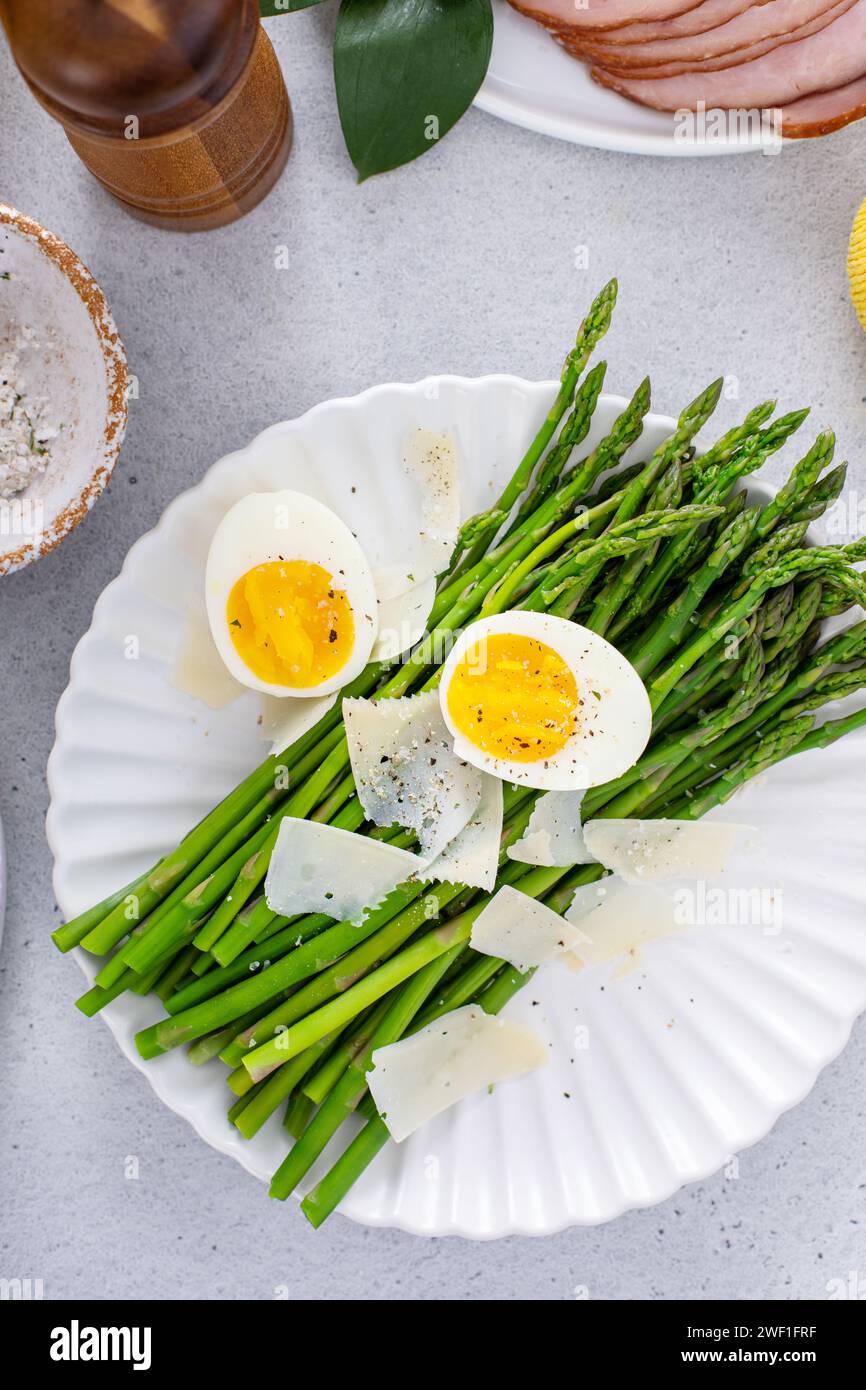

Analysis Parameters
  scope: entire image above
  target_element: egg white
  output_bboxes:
[438,611,652,791]
[205,489,379,698]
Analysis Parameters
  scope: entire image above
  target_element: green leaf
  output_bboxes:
[259,0,328,15]
[334,0,493,181]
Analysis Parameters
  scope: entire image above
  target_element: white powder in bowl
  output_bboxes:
[0,323,59,501]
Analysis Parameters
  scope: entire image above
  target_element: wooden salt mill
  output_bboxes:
[0,0,292,232]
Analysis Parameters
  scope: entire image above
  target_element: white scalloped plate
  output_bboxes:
[47,378,866,1237]
[476,2,766,156]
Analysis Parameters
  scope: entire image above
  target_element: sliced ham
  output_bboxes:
[553,0,770,43]
[508,0,706,33]
[780,71,866,132]
[568,0,857,76]
[591,0,866,107]
[568,0,851,64]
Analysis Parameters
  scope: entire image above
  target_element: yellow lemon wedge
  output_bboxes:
[849,196,866,333]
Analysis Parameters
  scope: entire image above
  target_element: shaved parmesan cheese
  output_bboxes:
[264,818,424,924]
[506,790,595,868]
[469,884,589,973]
[343,690,482,860]
[369,431,460,601]
[371,562,425,604]
[564,877,680,977]
[259,691,338,755]
[424,773,503,891]
[583,818,751,883]
[565,879,610,923]
[403,428,460,577]
[368,1004,547,1143]
[372,573,435,662]
[171,609,245,710]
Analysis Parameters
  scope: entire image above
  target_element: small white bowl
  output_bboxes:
[0,205,128,576]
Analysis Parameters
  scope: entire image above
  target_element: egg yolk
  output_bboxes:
[446,632,579,763]
[226,559,355,688]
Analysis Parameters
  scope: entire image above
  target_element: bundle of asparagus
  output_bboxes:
[52,281,866,1227]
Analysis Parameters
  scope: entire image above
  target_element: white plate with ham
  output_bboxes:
[476,0,866,155]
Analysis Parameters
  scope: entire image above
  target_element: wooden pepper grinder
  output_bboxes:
[0,0,292,231]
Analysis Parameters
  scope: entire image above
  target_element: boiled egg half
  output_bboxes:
[439,611,651,790]
[206,490,379,698]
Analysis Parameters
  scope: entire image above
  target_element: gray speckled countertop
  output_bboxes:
[2,13,866,1302]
